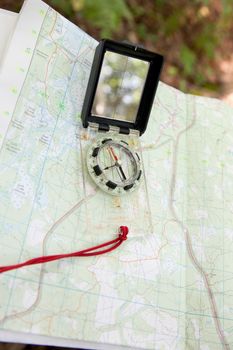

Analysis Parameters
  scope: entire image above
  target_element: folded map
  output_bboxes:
[0,1,233,349]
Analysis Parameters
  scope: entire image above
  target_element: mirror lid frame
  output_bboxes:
[81,39,164,136]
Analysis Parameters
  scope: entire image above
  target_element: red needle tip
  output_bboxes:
[109,146,118,161]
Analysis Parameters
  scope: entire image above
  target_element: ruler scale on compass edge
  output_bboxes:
[0,0,233,349]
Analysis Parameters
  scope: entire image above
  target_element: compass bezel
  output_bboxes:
[86,137,142,196]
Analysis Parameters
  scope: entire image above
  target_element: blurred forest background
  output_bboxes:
[0,0,233,105]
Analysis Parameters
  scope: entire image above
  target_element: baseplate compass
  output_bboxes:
[87,137,142,196]
[81,39,163,196]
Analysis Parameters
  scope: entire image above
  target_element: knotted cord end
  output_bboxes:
[119,226,129,241]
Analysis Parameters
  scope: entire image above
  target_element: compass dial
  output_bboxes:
[86,137,142,196]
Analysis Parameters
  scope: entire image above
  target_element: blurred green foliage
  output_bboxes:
[2,0,233,96]
[81,0,132,37]
[48,0,233,95]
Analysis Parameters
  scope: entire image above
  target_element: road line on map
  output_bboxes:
[49,10,57,40]
[168,98,230,349]
[0,190,97,325]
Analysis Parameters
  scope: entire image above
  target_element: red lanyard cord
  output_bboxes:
[0,226,128,274]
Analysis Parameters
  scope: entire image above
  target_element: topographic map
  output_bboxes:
[0,0,233,349]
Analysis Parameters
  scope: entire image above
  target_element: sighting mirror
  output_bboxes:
[81,39,164,135]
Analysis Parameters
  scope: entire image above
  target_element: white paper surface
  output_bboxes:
[0,9,18,67]
[0,0,47,147]
[0,329,134,350]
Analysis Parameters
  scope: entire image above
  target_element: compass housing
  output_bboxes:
[81,39,164,136]
[86,137,142,196]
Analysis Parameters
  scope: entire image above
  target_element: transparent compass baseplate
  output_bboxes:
[79,126,153,235]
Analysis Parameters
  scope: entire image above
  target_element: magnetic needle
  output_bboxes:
[86,137,142,196]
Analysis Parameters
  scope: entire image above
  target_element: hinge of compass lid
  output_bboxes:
[88,122,99,132]
[88,122,140,137]
[129,128,140,137]
[88,121,109,132]
[109,125,120,133]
